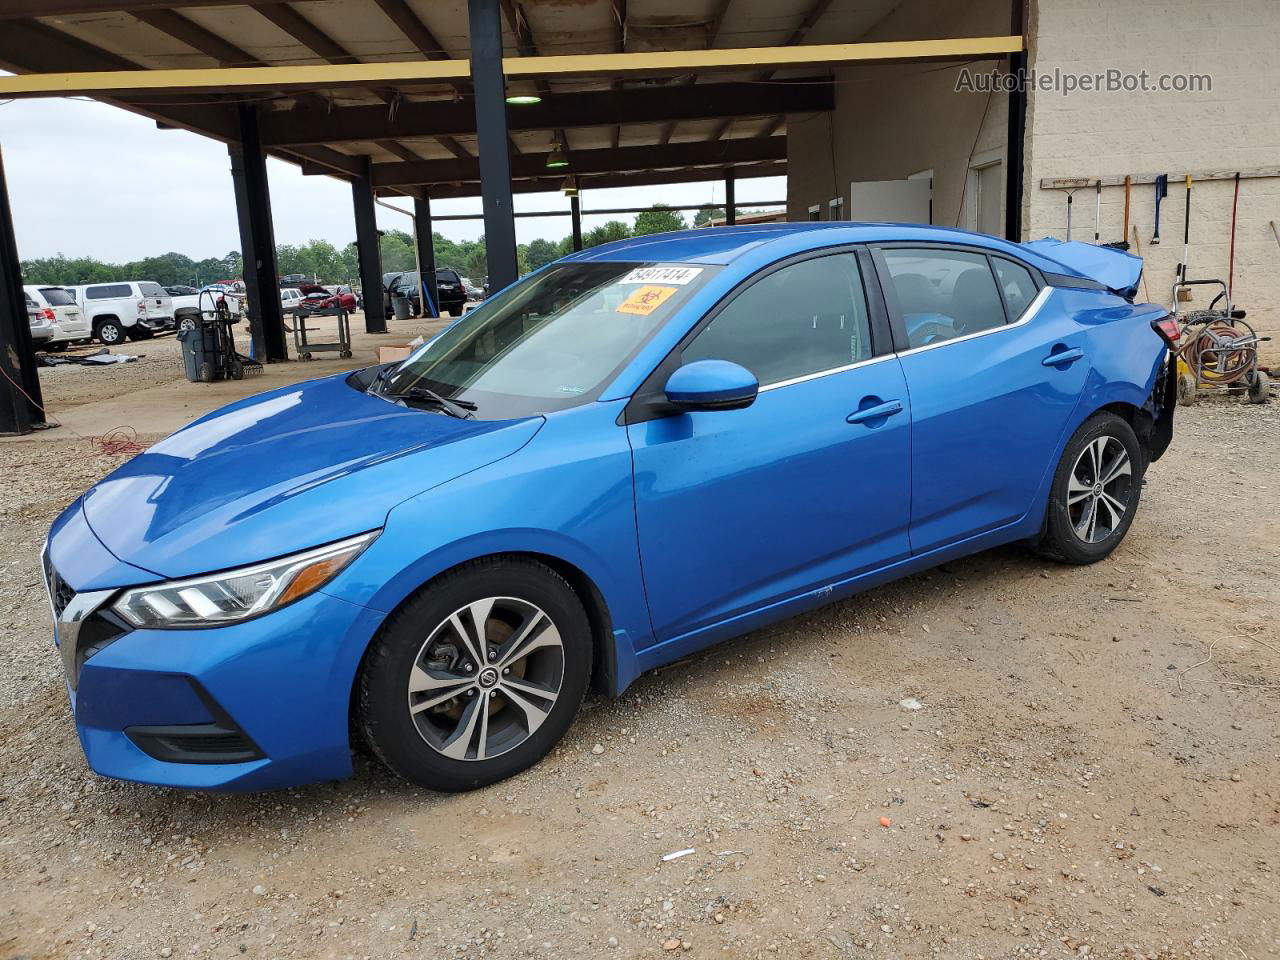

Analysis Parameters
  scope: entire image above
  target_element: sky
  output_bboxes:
[1,96,786,263]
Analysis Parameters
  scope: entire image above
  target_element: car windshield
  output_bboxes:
[381,261,717,419]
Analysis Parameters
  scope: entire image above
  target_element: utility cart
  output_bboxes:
[290,305,353,361]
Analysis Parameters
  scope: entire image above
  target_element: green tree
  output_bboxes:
[633,205,686,236]
[379,232,416,273]
[583,220,631,248]
[523,237,560,271]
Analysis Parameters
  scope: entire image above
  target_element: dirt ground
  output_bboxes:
[1,345,1277,960]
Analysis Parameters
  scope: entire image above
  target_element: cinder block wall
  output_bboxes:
[1026,0,1280,355]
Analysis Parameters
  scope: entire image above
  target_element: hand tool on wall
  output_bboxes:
[1151,174,1168,244]
[1177,175,1193,288]
[1093,180,1102,243]
[1228,172,1241,298]
[1131,226,1150,302]
[1121,175,1132,248]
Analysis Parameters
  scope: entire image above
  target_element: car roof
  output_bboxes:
[560,222,1077,276]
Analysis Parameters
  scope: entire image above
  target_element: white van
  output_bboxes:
[67,281,175,345]
[23,285,91,350]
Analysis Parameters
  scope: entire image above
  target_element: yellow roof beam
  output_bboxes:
[0,36,1022,98]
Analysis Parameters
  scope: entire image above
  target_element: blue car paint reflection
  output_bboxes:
[43,223,1170,792]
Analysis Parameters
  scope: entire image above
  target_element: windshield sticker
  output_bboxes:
[618,266,703,285]
[616,285,679,316]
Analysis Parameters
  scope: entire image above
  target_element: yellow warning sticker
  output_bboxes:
[617,285,678,316]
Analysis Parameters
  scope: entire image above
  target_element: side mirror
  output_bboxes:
[664,359,759,412]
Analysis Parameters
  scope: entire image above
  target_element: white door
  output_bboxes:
[974,162,1004,236]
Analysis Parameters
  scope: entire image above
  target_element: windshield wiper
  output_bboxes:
[382,384,476,420]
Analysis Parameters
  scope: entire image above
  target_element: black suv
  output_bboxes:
[383,269,467,318]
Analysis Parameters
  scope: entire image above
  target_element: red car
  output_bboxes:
[297,284,358,314]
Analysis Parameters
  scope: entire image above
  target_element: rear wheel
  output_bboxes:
[1035,412,1143,565]
[128,325,153,341]
[358,558,592,792]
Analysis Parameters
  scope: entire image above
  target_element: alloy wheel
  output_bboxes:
[1067,436,1133,544]
[406,597,564,761]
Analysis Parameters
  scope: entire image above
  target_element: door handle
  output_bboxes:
[1042,346,1084,367]
[846,399,904,425]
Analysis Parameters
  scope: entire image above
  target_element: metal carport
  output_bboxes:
[0,0,1023,434]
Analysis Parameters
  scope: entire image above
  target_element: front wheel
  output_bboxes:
[357,558,592,792]
[1035,412,1144,565]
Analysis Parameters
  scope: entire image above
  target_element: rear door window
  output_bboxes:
[880,249,1007,349]
[86,284,133,299]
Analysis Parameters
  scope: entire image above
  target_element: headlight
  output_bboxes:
[112,531,378,629]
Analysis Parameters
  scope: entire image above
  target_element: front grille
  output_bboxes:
[127,722,264,765]
[45,558,75,619]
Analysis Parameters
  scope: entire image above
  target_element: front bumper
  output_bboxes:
[46,506,386,792]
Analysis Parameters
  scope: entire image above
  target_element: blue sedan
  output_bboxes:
[43,224,1177,793]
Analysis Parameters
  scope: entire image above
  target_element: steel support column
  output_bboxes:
[725,169,736,226]
[228,104,287,362]
[352,157,387,333]
[0,146,42,435]
[413,196,439,318]
[1004,0,1027,242]
[570,194,583,251]
[468,0,518,290]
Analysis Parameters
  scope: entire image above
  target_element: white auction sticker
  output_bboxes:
[618,266,703,285]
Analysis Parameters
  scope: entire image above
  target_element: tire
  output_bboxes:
[128,325,153,342]
[357,557,592,792]
[1176,372,1197,406]
[1247,370,1270,404]
[95,318,123,346]
[46,341,68,353]
[177,315,198,334]
[1035,412,1144,565]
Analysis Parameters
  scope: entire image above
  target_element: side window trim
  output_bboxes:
[622,244,889,425]
[869,242,1046,354]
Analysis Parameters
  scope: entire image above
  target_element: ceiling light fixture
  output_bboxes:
[545,144,569,169]
[505,93,542,105]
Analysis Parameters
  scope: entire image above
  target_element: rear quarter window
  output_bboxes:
[992,258,1039,320]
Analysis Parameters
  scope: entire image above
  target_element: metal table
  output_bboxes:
[290,306,352,360]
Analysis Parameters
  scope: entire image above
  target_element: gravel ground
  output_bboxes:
[1,391,1277,960]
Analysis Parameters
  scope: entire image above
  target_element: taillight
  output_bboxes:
[42,307,55,322]
[1152,316,1181,346]
[137,300,148,316]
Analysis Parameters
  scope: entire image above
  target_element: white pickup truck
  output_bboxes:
[169,285,245,331]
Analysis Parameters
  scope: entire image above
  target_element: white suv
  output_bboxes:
[67,281,175,345]
[23,285,91,350]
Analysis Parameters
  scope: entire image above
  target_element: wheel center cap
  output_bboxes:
[478,667,499,688]
[1093,482,1103,496]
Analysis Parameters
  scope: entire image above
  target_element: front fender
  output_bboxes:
[321,399,653,690]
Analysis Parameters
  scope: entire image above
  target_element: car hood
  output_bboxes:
[1024,237,1144,300]
[82,374,543,578]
